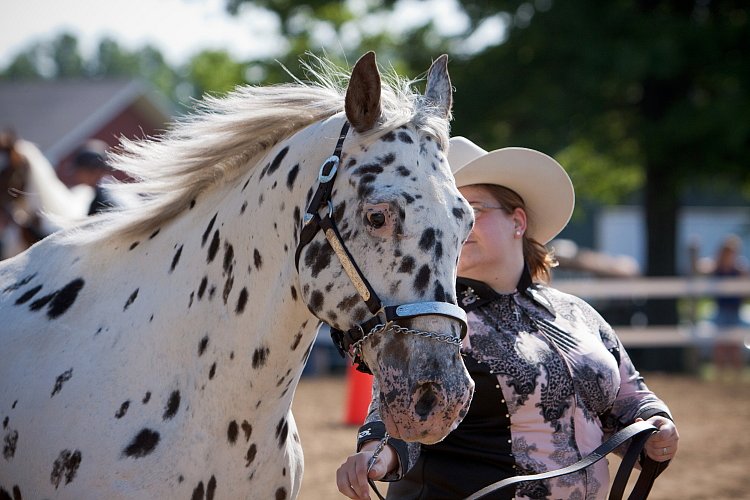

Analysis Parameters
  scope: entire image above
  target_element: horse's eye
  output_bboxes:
[367,211,386,229]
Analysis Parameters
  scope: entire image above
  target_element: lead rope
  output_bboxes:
[366,433,389,500]
[464,420,659,500]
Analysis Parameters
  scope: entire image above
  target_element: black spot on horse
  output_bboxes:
[124,288,139,311]
[209,362,216,380]
[3,273,36,293]
[198,276,208,299]
[222,275,234,305]
[418,228,436,252]
[434,241,443,260]
[129,241,140,251]
[267,146,289,177]
[198,335,208,356]
[115,400,130,419]
[241,420,252,441]
[227,420,239,444]
[290,285,298,301]
[381,131,396,142]
[434,281,446,302]
[291,332,303,350]
[357,182,374,199]
[293,206,301,229]
[14,284,42,305]
[252,347,270,369]
[304,241,333,279]
[223,243,234,275]
[253,249,263,270]
[29,279,85,319]
[0,486,22,500]
[202,213,217,247]
[452,206,465,219]
[336,294,359,312]
[398,256,415,274]
[397,166,411,177]
[275,418,289,448]
[242,177,251,192]
[245,443,257,466]
[170,244,183,273]
[190,199,196,209]
[397,131,413,143]
[191,481,204,500]
[413,265,431,292]
[353,163,383,177]
[401,192,415,204]
[206,475,217,500]
[276,487,288,499]
[240,200,248,214]
[3,430,18,459]
[50,449,82,488]
[51,368,73,397]
[122,428,160,458]
[309,290,324,313]
[163,390,181,420]
[149,229,161,239]
[236,288,248,314]
[207,230,220,263]
[143,392,151,404]
[286,163,300,190]
[2,417,7,429]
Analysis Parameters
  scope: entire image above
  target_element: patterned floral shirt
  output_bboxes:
[357,276,672,500]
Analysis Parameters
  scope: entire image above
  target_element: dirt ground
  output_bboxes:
[293,371,750,500]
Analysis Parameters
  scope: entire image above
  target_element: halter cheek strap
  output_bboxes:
[294,120,467,374]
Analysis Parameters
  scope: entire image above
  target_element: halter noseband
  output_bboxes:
[294,121,467,374]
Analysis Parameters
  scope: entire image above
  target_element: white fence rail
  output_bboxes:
[553,277,750,348]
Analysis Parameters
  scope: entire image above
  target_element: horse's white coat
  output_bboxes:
[0,55,473,499]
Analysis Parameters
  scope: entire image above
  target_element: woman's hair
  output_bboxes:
[480,184,558,283]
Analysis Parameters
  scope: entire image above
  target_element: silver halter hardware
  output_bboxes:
[294,120,468,374]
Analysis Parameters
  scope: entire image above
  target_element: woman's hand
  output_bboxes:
[336,440,397,499]
[637,415,679,462]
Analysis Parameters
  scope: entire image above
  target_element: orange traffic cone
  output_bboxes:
[344,361,373,425]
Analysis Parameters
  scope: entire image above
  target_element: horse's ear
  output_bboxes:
[345,52,382,133]
[424,54,452,119]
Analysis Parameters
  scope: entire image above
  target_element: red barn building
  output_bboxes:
[0,79,172,184]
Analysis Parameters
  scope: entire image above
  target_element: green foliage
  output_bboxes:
[187,50,248,96]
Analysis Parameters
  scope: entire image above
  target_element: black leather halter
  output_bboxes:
[294,120,468,373]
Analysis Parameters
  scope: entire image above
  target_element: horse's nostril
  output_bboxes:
[415,385,438,418]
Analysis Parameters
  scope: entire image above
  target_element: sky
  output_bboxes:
[0,0,506,69]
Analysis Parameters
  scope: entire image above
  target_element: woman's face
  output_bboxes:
[457,185,526,281]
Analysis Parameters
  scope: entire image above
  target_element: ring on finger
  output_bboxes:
[662,447,668,455]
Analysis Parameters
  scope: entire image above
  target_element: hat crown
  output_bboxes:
[447,136,488,174]
[447,136,575,244]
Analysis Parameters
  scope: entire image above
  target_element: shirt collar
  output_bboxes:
[456,265,555,315]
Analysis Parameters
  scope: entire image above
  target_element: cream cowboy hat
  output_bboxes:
[448,136,575,244]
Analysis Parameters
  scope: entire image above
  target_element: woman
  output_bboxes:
[336,137,679,499]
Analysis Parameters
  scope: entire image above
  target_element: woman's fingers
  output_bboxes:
[336,452,372,499]
[641,416,680,462]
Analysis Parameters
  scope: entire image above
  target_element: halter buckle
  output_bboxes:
[319,155,339,183]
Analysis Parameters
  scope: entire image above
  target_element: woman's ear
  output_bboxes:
[512,208,527,236]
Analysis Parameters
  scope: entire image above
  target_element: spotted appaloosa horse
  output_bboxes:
[0,132,93,258]
[0,53,474,498]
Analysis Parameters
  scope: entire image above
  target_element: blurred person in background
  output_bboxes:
[710,234,748,379]
[337,137,679,500]
[71,139,117,215]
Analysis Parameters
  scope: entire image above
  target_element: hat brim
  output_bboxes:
[450,142,574,244]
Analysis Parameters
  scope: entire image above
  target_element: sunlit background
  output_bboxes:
[1,1,748,498]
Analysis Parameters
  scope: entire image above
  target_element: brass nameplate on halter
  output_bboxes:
[324,228,371,301]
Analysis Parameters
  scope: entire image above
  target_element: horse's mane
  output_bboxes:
[66,57,450,243]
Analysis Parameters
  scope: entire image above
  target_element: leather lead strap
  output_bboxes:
[460,420,659,500]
